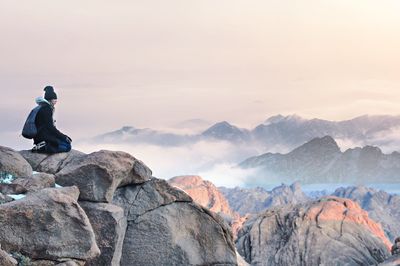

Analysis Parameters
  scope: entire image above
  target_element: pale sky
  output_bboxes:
[1,0,400,147]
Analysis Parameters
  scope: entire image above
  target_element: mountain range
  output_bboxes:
[89,114,400,153]
[240,136,400,184]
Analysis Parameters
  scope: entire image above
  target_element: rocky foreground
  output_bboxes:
[1,145,399,266]
[0,146,237,265]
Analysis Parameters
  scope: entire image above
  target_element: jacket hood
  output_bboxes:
[35,97,50,105]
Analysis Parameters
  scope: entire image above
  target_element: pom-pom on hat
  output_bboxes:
[44,86,57,101]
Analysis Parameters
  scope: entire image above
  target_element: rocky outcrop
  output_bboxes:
[333,186,400,241]
[0,186,100,261]
[7,147,239,265]
[79,202,127,266]
[0,146,32,177]
[56,150,152,202]
[19,149,85,174]
[220,182,309,216]
[113,178,238,265]
[11,172,55,193]
[237,197,391,266]
[169,175,236,219]
[0,248,17,266]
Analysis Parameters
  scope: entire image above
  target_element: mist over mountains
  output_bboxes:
[79,114,400,187]
[241,136,400,185]
[90,114,400,153]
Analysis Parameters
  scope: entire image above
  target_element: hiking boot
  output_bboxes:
[32,141,46,152]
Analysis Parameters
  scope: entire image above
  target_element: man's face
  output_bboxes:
[51,99,58,105]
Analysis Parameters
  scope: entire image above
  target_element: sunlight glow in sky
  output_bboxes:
[1,0,400,146]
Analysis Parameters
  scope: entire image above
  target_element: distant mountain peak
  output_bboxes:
[264,114,304,125]
[202,121,248,141]
[290,136,340,156]
[120,126,135,132]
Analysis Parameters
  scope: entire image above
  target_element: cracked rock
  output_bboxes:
[56,150,152,202]
[113,178,237,265]
[237,197,391,266]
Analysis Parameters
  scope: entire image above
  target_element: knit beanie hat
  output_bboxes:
[44,86,57,101]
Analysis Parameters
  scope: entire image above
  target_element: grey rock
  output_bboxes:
[37,150,85,174]
[113,178,237,266]
[19,150,85,174]
[12,173,55,193]
[220,182,309,216]
[79,201,127,266]
[0,146,32,178]
[333,186,400,242]
[19,150,49,170]
[237,197,391,266]
[393,237,400,255]
[0,193,13,204]
[29,259,84,266]
[0,248,17,266]
[0,183,27,195]
[113,178,192,221]
[379,255,400,266]
[0,186,100,260]
[56,150,152,202]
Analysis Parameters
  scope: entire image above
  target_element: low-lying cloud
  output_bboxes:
[75,139,259,188]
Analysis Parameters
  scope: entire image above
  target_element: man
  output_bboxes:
[32,86,72,153]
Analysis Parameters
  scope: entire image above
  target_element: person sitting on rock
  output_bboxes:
[31,86,72,153]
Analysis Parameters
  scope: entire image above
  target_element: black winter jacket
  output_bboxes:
[33,101,68,145]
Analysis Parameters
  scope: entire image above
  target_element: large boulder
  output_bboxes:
[0,186,100,261]
[113,178,237,265]
[56,150,152,202]
[79,202,127,266]
[12,173,55,193]
[0,146,32,177]
[19,150,85,174]
[237,197,391,266]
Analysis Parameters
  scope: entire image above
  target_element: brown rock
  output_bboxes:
[0,186,100,260]
[169,175,235,219]
[0,146,32,178]
[12,173,55,193]
[56,150,152,202]
[237,197,391,266]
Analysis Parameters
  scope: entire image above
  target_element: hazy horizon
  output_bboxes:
[1,0,400,150]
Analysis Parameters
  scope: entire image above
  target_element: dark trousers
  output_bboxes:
[45,139,72,153]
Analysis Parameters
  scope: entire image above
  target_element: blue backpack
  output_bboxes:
[22,106,42,139]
